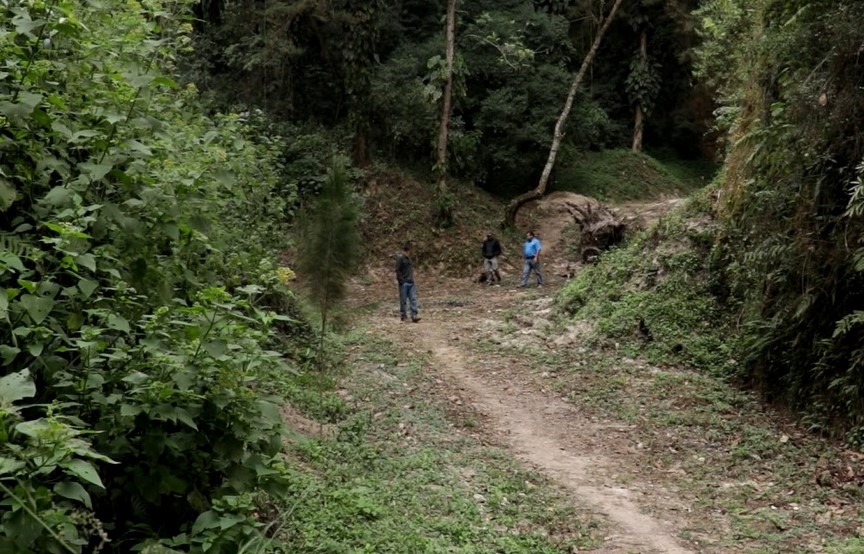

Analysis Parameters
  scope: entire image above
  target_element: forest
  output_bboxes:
[1,0,863,552]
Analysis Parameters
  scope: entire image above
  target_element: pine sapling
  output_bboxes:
[296,158,361,369]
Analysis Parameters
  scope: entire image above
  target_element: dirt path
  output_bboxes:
[355,277,698,553]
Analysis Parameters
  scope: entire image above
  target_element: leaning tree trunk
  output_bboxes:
[434,0,457,225]
[631,28,647,152]
[504,0,625,227]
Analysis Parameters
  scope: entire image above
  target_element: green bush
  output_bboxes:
[0,1,307,551]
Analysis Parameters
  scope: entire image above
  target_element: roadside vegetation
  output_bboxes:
[0,2,310,551]
[557,0,864,442]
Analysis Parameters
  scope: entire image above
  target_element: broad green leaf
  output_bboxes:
[151,76,178,88]
[42,186,73,206]
[103,112,125,124]
[214,169,235,186]
[67,312,84,331]
[76,253,97,272]
[172,370,195,391]
[20,294,54,324]
[78,278,98,298]
[12,15,45,36]
[0,345,19,366]
[26,342,44,357]
[0,288,7,318]
[0,457,24,476]
[18,91,43,110]
[14,418,51,438]
[65,459,104,488]
[69,129,101,143]
[31,108,52,127]
[107,314,130,333]
[0,369,35,405]
[203,340,227,359]
[127,72,154,88]
[120,403,142,417]
[85,373,104,389]
[43,221,90,239]
[0,178,17,211]
[174,408,198,431]
[122,371,149,385]
[126,139,152,156]
[162,222,179,240]
[54,481,92,509]
[17,280,36,294]
[191,510,221,534]
[0,91,42,119]
[0,253,25,272]
[0,100,33,119]
[79,162,113,181]
[219,513,246,530]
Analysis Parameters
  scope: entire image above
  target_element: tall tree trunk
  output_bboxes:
[631,28,647,152]
[434,0,457,226]
[503,0,625,227]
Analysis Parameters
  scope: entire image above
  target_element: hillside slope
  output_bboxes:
[356,163,688,284]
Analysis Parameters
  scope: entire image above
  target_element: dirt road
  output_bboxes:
[356,277,699,553]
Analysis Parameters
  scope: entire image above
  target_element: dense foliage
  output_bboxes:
[0,0,309,551]
[560,0,864,442]
[191,0,712,195]
[696,0,864,436]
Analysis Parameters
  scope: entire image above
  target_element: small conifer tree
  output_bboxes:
[297,158,361,363]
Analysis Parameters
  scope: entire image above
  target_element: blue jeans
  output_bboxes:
[399,282,418,318]
[520,259,543,286]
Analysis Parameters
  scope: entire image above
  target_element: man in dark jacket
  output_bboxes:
[395,242,420,322]
[481,233,503,285]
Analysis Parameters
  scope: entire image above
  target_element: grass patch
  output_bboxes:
[273,331,600,553]
[555,148,715,202]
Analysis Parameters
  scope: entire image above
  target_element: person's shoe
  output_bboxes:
[517,284,527,288]
[537,284,543,288]
[401,315,407,322]
[411,316,421,323]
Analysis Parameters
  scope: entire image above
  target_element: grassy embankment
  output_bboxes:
[555,147,716,202]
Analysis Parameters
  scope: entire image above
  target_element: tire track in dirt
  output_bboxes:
[366,283,694,554]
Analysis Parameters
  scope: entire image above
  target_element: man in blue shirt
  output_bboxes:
[519,230,543,288]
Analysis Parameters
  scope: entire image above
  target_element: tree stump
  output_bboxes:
[564,201,630,263]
